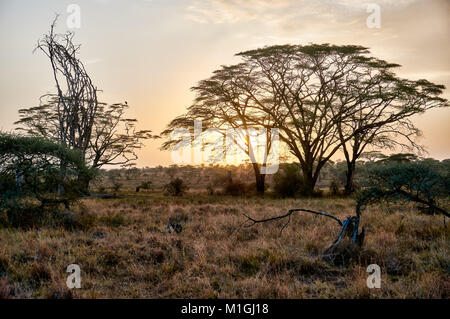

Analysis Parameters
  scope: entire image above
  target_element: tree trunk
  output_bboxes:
[251,163,265,195]
[302,169,316,196]
[344,160,356,195]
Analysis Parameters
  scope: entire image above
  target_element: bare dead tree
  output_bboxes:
[15,17,155,192]
[31,16,98,193]
[35,16,99,158]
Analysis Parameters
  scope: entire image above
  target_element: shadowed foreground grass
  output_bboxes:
[0,194,448,298]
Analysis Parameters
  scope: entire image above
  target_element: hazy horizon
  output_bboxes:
[1,0,449,167]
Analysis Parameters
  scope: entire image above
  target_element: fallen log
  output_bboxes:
[237,205,365,253]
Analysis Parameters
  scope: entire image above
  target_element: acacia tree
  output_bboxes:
[338,114,424,195]
[15,18,155,191]
[17,101,154,170]
[233,44,447,194]
[163,44,447,195]
[161,64,276,195]
[335,69,445,194]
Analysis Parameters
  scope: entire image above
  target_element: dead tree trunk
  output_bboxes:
[36,16,99,195]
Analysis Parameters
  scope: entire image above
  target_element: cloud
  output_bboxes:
[184,0,419,26]
[182,0,449,97]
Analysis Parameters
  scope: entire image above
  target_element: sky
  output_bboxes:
[0,0,449,167]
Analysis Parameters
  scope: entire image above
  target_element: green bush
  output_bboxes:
[358,161,449,216]
[0,133,96,228]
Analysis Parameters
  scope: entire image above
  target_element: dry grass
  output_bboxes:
[0,193,448,298]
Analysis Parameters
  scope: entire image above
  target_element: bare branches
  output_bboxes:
[235,206,365,251]
[34,16,98,159]
[242,208,343,227]
[15,17,156,175]
[89,102,156,168]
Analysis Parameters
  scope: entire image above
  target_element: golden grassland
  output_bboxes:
[0,192,448,298]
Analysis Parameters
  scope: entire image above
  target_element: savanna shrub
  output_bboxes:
[0,134,96,228]
[0,203,96,230]
[358,161,449,216]
[222,181,268,196]
[273,164,305,197]
[140,181,152,190]
[223,181,246,196]
[112,181,122,192]
[164,178,188,196]
[329,179,341,196]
